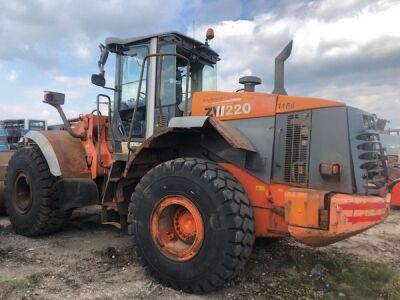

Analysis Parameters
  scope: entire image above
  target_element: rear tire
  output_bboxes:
[128,158,255,293]
[5,146,70,236]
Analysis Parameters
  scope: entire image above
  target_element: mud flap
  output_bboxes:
[58,178,99,211]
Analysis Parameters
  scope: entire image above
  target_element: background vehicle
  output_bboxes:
[0,119,46,214]
[0,129,12,214]
[3,30,389,293]
[380,132,400,206]
[0,119,46,149]
[0,129,9,152]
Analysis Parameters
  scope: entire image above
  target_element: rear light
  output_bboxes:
[320,162,341,177]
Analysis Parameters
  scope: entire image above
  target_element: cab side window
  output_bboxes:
[119,45,149,138]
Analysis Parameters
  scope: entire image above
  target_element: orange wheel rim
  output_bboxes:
[13,172,32,214]
[151,196,204,261]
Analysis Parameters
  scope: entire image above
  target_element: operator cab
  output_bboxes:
[92,31,219,157]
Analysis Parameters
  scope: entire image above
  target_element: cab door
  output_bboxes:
[111,44,150,156]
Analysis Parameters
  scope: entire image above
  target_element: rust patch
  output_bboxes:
[0,151,14,212]
[208,118,255,152]
[41,131,91,178]
[0,151,14,180]
[284,188,328,230]
[287,226,370,247]
[123,127,172,177]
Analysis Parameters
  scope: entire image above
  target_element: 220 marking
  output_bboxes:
[205,103,252,117]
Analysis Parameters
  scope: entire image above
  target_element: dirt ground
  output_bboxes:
[1,207,400,300]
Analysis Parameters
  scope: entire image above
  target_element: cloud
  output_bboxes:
[0,73,101,124]
[185,0,242,26]
[190,0,400,125]
[6,70,18,81]
[0,0,185,69]
[0,0,399,128]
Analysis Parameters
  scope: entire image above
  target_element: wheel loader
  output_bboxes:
[2,30,390,293]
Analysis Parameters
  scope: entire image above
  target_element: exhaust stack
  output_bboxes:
[272,40,293,95]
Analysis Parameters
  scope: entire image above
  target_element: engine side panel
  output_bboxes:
[308,107,354,193]
[272,108,355,194]
[225,117,275,182]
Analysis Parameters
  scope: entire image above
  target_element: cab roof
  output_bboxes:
[105,31,219,64]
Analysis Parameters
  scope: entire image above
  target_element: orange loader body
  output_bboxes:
[66,90,390,247]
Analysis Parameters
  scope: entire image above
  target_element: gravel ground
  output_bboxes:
[1,206,399,300]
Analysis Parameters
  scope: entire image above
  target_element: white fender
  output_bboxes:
[25,131,62,176]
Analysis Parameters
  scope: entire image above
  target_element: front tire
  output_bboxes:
[5,146,70,236]
[128,158,255,293]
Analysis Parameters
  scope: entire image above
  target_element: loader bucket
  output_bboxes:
[0,151,14,214]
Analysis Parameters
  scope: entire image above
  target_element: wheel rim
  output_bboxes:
[151,196,204,261]
[13,172,33,214]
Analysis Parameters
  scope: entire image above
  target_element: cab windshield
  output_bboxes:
[120,46,148,110]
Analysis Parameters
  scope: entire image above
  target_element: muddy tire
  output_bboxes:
[128,158,255,293]
[5,146,70,236]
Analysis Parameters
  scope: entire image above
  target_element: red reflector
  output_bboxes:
[347,214,386,223]
[340,202,386,210]
[332,164,340,175]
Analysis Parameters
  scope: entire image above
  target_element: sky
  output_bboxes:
[0,0,399,127]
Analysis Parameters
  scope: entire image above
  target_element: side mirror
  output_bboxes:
[91,74,106,87]
[43,91,65,106]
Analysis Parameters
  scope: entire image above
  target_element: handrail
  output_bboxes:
[96,94,112,169]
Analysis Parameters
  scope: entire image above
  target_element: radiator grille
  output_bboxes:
[356,115,387,194]
[284,112,311,185]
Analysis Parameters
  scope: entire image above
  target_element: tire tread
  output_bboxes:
[127,157,255,293]
[5,146,70,236]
